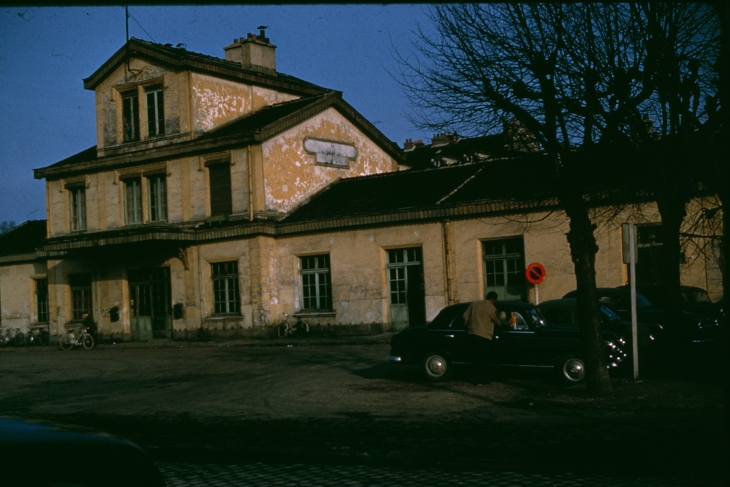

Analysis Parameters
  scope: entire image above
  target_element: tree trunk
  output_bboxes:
[655,193,687,347]
[562,188,612,393]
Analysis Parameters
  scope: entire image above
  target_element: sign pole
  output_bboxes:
[622,223,640,380]
[525,263,546,304]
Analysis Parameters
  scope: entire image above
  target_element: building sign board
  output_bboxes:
[304,138,357,167]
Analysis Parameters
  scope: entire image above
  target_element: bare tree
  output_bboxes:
[395,3,721,392]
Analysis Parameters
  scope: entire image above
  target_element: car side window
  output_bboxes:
[510,312,529,330]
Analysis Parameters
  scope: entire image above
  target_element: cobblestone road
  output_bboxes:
[1,339,725,486]
[157,461,709,487]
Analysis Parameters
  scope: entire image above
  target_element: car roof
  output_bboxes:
[537,298,577,308]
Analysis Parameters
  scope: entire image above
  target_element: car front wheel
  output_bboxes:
[422,352,453,382]
[557,354,586,383]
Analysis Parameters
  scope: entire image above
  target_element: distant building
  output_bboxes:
[0,33,722,341]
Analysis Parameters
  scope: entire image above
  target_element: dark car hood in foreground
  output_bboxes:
[0,417,166,486]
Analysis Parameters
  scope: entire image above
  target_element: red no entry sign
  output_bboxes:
[525,262,546,285]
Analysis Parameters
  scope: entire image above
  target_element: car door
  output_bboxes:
[425,304,471,363]
[491,309,545,366]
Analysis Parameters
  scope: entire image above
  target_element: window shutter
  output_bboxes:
[209,163,232,217]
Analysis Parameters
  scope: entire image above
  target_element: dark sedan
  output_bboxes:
[563,288,722,345]
[389,301,626,383]
[538,298,663,348]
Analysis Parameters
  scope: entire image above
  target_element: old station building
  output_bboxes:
[0,33,723,342]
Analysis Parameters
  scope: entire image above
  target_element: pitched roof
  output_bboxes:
[84,38,329,97]
[34,92,403,179]
[0,220,47,257]
[282,155,557,224]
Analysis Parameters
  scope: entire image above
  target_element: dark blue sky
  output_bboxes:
[0,5,436,225]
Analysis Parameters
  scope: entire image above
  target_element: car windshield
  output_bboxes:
[600,304,622,322]
[683,290,713,304]
[632,294,653,309]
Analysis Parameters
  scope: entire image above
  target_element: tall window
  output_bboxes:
[483,238,526,301]
[212,262,240,315]
[300,255,332,311]
[148,175,167,222]
[122,91,139,142]
[124,178,143,225]
[636,225,663,285]
[146,86,165,137]
[69,274,92,321]
[208,162,232,217]
[35,278,49,323]
[69,187,86,232]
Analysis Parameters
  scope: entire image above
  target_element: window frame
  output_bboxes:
[482,237,526,301]
[69,274,92,322]
[300,254,333,312]
[69,186,86,232]
[35,278,49,324]
[145,86,165,138]
[147,174,167,222]
[122,91,140,142]
[207,160,233,218]
[124,177,143,225]
[211,261,240,315]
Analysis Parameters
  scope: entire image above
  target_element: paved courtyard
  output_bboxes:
[1,339,725,486]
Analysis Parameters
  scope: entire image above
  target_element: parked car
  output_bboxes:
[538,298,663,349]
[0,416,166,487]
[618,284,725,325]
[389,301,626,383]
[562,288,722,345]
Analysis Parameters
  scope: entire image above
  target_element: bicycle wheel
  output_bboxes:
[25,332,36,346]
[277,323,289,338]
[59,333,74,351]
[39,330,50,346]
[14,332,25,347]
[295,320,310,338]
[82,334,95,350]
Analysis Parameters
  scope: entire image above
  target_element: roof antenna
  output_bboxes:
[125,6,129,42]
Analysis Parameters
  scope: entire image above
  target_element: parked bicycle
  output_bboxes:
[59,324,95,351]
[25,325,50,346]
[277,314,310,338]
[0,327,25,347]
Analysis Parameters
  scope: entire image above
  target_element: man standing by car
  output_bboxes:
[463,291,500,383]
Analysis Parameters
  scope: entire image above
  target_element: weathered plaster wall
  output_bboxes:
[197,239,252,334]
[95,59,178,151]
[191,73,298,133]
[271,222,447,328]
[0,262,45,331]
[262,108,397,214]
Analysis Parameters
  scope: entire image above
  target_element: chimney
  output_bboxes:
[224,26,277,74]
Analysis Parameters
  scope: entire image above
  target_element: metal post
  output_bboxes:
[629,224,639,380]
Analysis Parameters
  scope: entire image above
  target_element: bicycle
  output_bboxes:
[59,324,95,351]
[25,325,51,346]
[0,327,25,347]
[277,314,310,338]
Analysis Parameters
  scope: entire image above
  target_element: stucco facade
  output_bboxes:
[1,33,723,342]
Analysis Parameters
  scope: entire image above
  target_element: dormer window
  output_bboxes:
[146,86,165,137]
[69,186,86,232]
[122,91,140,142]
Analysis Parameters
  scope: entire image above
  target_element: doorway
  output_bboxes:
[387,247,426,331]
[128,267,171,340]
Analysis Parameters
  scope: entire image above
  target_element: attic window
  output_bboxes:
[146,86,165,137]
[122,91,140,142]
